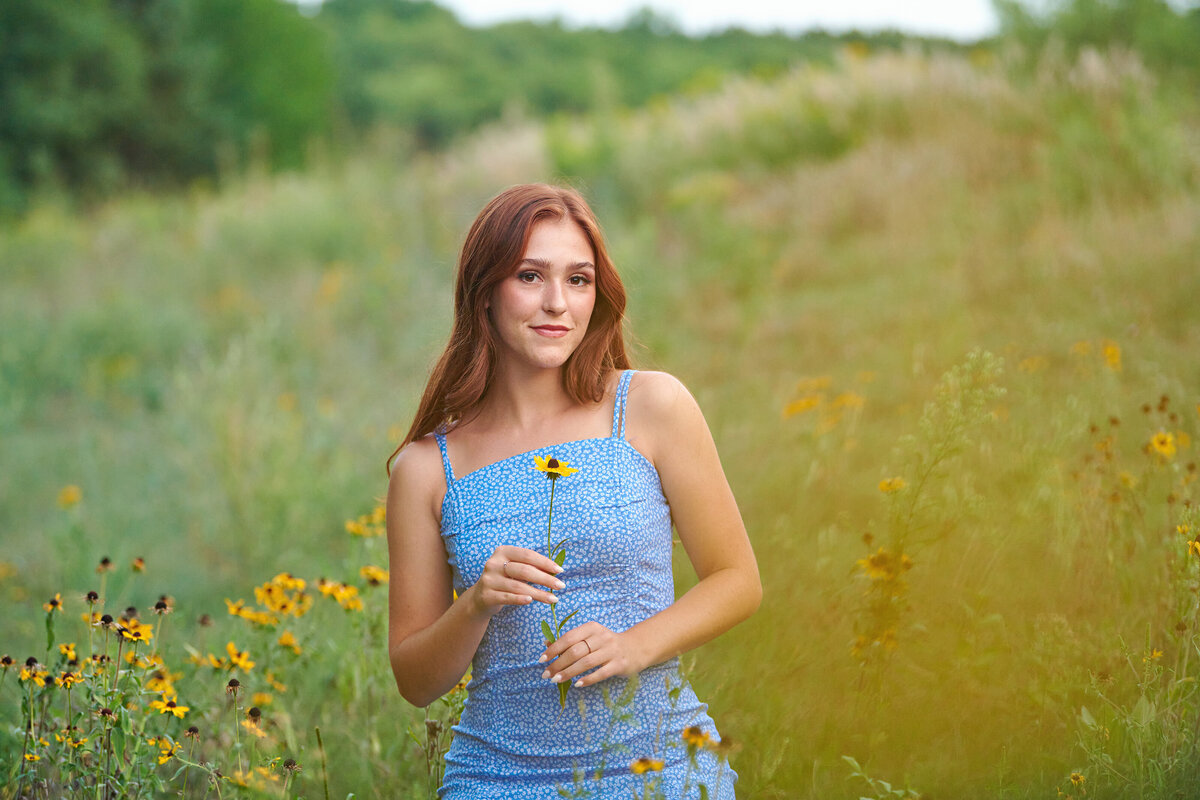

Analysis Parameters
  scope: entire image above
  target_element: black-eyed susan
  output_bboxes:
[96,556,113,573]
[43,593,63,613]
[55,671,82,689]
[533,456,579,479]
[252,691,274,706]
[58,642,76,661]
[878,477,906,493]
[23,753,39,762]
[630,757,665,774]
[185,725,200,740]
[1070,772,1085,787]
[277,631,301,655]
[1151,431,1177,460]
[151,698,190,718]
[0,655,13,670]
[682,726,710,749]
[360,565,388,586]
[226,642,255,671]
[131,557,145,572]
[226,678,241,695]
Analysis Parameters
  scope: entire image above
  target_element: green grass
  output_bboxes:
[2,47,1200,798]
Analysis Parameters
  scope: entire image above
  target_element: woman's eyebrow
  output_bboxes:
[520,257,595,270]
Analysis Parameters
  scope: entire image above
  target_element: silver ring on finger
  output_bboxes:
[501,560,509,577]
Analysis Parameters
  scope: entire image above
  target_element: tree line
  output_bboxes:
[0,0,1196,214]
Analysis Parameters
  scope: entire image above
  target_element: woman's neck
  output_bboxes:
[477,364,576,433]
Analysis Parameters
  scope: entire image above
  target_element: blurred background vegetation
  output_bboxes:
[3,0,1200,798]
[4,0,1193,215]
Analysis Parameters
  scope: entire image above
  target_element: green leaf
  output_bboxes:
[45,613,54,652]
[1132,695,1155,727]
[558,682,569,708]
[700,787,709,800]
[557,609,579,634]
[1080,705,1097,728]
[551,537,569,554]
[554,550,566,567]
[541,620,556,644]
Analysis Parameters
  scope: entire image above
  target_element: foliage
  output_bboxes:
[2,44,1200,797]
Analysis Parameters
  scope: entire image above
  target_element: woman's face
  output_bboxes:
[488,217,597,374]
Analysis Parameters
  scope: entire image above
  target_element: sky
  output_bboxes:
[435,0,1002,41]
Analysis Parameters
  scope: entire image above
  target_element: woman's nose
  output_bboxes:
[542,281,567,313]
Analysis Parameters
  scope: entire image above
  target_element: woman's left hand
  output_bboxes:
[538,621,645,689]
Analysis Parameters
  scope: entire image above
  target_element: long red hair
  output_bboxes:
[387,184,630,474]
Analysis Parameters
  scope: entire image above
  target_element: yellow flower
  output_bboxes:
[1070,772,1085,787]
[630,757,665,774]
[150,698,189,718]
[360,565,389,586]
[252,691,274,706]
[534,455,580,479]
[57,485,82,508]
[24,753,39,762]
[783,394,822,418]
[277,631,301,655]
[119,618,154,642]
[149,736,180,764]
[59,642,76,661]
[43,593,62,613]
[831,391,865,410]
[226,642,255,671]
[131,557,146,573]
[1151,431,1176,460]
[682,726,710,748]
[55,671,82,689]
[1188,540,1200,558]
[1101,340,1121,371]
[878,477,906,493]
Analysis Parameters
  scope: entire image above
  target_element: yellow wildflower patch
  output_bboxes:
[57,485,82,508]
[878,477,906,493]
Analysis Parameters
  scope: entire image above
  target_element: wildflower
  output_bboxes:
[55,671,82,689]
[682,726,710,749]
[0,655,13,670]
[226,678,241,695]
[1101,340,1121,371]
[150,698,189,718]
[96,557,113,573]
[360,565,389,586]
[277,631,301,655]
[265,670,287,692]
[1189,541,1200,558]
[533,456,579,479]
[55,728,88,748]
[149,735,180,764]
[57,485,82,508]
[1151,431,1177,460]
[24,753,39,762]
[878,477,906,493]
[58,642,76,661]
[97,707,116,722]
[119,618,153,642]
[630,757,665,774]
[131,557,145,572]
[85,591,99,606]
[1070,772,1085,787]
[185,726,200,739]
[252,692,274,706]
[226,642,255,671]
[832,391,865,410]
[43,593,62,613]
[783,394,822,418]
[282,758,301,773]
[95,613,114,629]
[153,596,172,615]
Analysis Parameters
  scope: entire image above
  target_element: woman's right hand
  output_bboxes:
[466,546,565,618]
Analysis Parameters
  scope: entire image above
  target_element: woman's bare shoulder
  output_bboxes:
[628,370,697,419]
[387,435,446,509]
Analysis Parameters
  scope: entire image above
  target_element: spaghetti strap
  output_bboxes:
[611,369,636,440]
[433,431,456,486]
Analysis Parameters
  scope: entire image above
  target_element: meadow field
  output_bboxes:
[2,48,1200,798]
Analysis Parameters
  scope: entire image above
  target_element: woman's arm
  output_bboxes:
[540,371,761,687]
[387,439,565,707]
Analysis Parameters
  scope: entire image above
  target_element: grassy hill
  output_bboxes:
[1,47,1198,798]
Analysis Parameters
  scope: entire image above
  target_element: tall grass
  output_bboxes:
[2,46,1199,797]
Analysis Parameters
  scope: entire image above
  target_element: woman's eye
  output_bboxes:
[568,275,593,286]
[517,271,539,283]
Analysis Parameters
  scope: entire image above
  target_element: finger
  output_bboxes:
[550,649,603,684]
[540,622,601,661]
[540,639,591,677]
[501,559,566,591]
[573,661,621,689]
[490,577,558,606]
[498,546,564,576]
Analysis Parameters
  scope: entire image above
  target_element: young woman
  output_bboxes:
[386,184,760,799]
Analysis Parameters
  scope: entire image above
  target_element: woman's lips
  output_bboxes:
[532,325,569,338]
